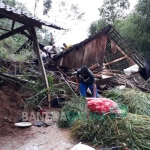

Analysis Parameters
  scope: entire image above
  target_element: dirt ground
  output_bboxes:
[0,79,75,150]
[0,125,75,150]
[0,79,97,150]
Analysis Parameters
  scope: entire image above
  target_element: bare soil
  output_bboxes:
[0,79,76,150]
[0,80,29,136]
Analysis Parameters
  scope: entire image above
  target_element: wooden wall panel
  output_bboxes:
[97,34,108,69]
[55,34,108,69]
[58,45,85,68]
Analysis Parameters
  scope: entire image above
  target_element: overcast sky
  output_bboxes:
[17,0,138,46]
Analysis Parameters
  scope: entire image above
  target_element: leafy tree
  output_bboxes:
[88,19,108,36]
[88,0,130,36]
[0,0,30,53]
[0,0,84,50]
[114,0,150,56]
[2,0,30,12]
[99,0,130,24]
[43,0,52,15]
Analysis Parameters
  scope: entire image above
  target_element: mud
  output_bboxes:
[0,125,75,150]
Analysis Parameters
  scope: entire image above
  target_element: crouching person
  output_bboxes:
[76,66,99,98]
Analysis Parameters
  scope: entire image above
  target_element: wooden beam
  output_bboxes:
[15,39,31,54]
[11,20,15,31]
[28,27,50,106]
[56,66,70,80]
[0,25,28,41]
[0,27,10,32]
[89,63,100,71]
[116,45,135,66]
[104,56,126,66]
[0,14,4,19]
[0,27,32,40]
[0,10,42,28]
[21,30,32,40]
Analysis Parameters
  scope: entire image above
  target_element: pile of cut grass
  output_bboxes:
[103,88,150,116]
[71,113,150,149]
[58,89,150,149]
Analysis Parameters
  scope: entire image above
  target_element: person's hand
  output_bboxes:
[76,86,79,92]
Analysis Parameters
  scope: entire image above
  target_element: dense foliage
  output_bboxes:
[88,0,150,56]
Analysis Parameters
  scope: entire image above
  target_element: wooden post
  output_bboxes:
[28,27,50,106]
[11,20,15,31]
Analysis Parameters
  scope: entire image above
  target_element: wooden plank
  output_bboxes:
[56,66,69,80]
[0,27,10,31]
[21,31,32,40]
[0,27,32,40]
[96,77,112,86]
[82,40,96,67]
[97,34,108,69]
[59,46,85,68]
[0,25,27,41]
[15,39,31,53]
[116,45,135,66]
[54,34,107,69]
[104,56,126,66]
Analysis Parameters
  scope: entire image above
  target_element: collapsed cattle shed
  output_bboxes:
[52,25,145,71]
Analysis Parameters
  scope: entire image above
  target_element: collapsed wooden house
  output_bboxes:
[49,25,150,92]
[52,25,145,71]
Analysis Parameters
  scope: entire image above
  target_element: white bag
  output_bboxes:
[123,64,139,76]
[70,142,95,150]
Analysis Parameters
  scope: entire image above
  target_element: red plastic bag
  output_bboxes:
[86,97,119,114]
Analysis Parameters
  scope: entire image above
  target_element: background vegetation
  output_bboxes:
[88,0,150,57]
[0,0,84,55]
[1,0,150,57]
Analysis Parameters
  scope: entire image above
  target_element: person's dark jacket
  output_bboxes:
[76,66,95,84]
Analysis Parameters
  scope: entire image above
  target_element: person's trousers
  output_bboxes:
[79,83,99,97]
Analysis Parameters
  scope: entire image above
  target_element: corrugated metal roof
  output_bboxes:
[0,2,64,30]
